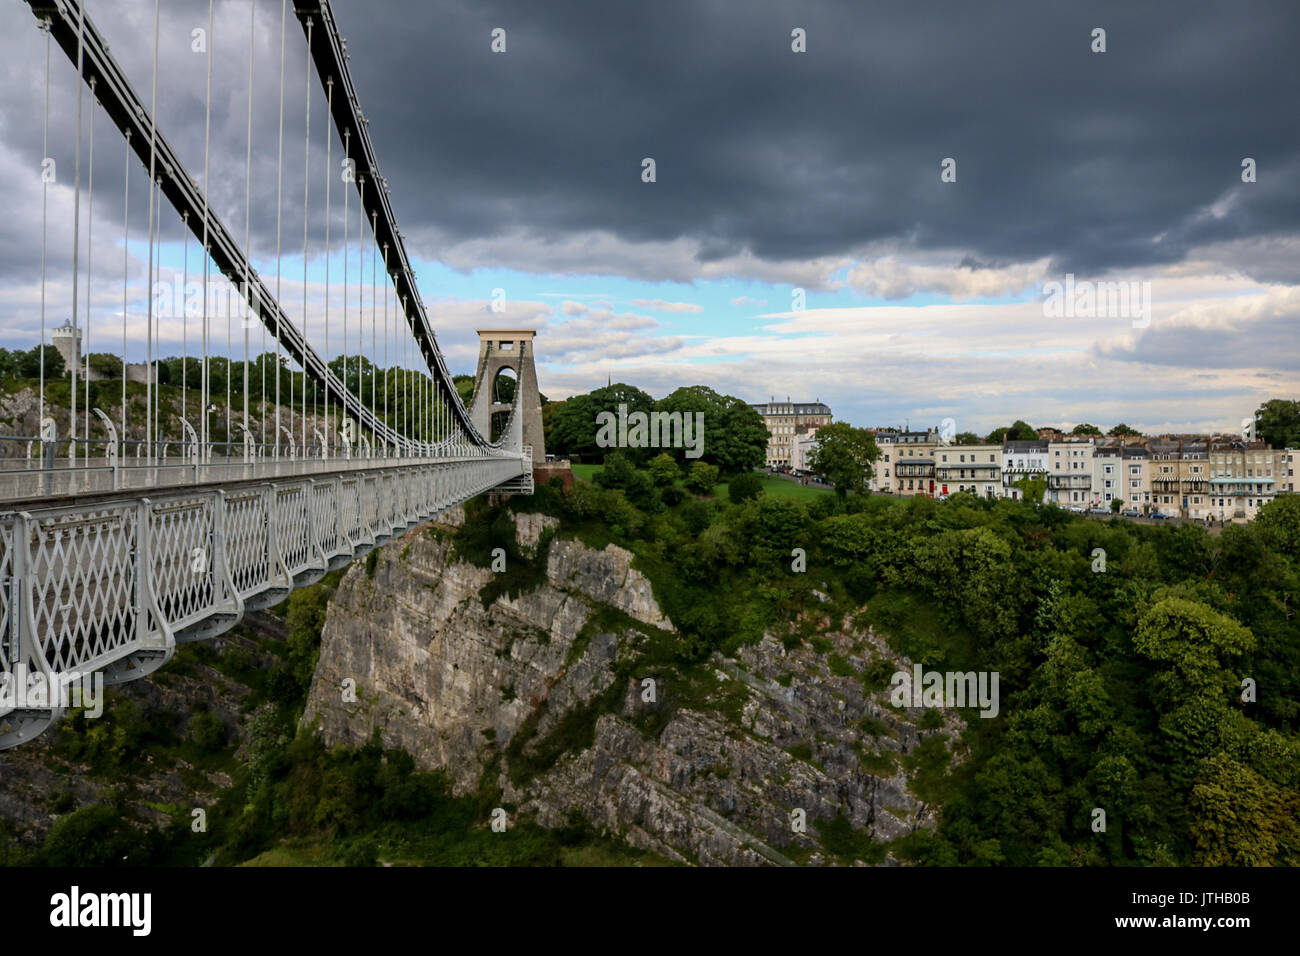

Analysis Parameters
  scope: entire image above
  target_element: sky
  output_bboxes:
[0,0,1297,436]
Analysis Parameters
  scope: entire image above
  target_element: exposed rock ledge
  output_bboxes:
[302,508,961,865]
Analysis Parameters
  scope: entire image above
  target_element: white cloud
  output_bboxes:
[629,298,702,313]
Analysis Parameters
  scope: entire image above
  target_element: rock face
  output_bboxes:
[304,508,963,866]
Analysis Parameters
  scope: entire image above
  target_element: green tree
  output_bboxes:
[17,344,64,379]
[655,385,767,473]
[1008,420,1038,441]
[40,804,155,866]
[454,374,475,406]
[1110,497,1123,513]
[1133,597,1255,702]
[1255,398,1300,448]
[985,421,1037,443]
[544,383,654,462]
[493,372,515,405]
[954,431,983,445]
[648,452,680,487]
[806,422,880,501]
[1108,423,1139,437]
[1071,423,1102,436]
[684,460,719,495]
[1012,473,1047,504]
[1189,753,1297,866]
[728,471,764,503]
[1255,494,1300,560]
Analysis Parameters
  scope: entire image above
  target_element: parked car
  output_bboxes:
[1068,505,1086,513]
[1121,508,1140,518]
[1151,511,1171,520]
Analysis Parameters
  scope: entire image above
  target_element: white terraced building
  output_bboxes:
[1048,440,1095,508]
[1002,440,1050,501]
[935,444,1002,498]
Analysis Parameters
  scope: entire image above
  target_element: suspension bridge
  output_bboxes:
[0,0,547,748]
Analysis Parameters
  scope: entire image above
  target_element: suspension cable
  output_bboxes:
[38,17,50,455]
[242,0,255,454]
[342,130,350,455]
[356,172,365,451]
[84,77,96,462]
[302,16,313,455]
[182,209,189,427]
[370,211,377,453]
[274,0,286,458]
[323,76,333,456]
[401,293,408,452]
[146,0,158,460]
[120,129,129,453]
[70,3,84,464]
[382,243,388,454]
[201,0,213,458]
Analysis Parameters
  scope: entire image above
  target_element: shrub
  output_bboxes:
[40,805,158,866]
[187,711,226,752]
[728,471,764,503]
[684,461,720,495]
[648,453,680,487]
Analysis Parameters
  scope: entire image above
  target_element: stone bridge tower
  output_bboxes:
[469,329,546,465]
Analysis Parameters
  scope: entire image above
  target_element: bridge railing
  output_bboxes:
[0,453,528,749]
[0,436,521,503]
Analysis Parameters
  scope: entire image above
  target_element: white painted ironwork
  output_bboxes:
[0,454,526,749]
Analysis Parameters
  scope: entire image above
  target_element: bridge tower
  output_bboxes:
[470,329,546,465]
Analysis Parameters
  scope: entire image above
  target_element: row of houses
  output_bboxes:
[868,430,1298,521]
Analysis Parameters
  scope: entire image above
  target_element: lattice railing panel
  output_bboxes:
[275,484,313,577]
[150,495,217,633]
[0,524,14,693]
[27,506,139,674]
[223,491,271,597]
[340,478,363,546]
[313,481,342,557]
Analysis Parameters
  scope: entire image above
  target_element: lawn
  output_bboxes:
[568,463,834,501]
[714,474,834,501]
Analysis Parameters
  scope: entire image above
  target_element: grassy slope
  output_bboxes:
[570,462,836,502]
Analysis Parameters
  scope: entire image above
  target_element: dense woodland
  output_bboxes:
[514,454,1300,865]
[2,375,1298,865]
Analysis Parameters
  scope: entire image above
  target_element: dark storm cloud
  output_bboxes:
[324,0,1300,279]
[0,0,1297,291]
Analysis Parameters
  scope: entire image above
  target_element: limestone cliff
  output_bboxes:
[303,507,964,866]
